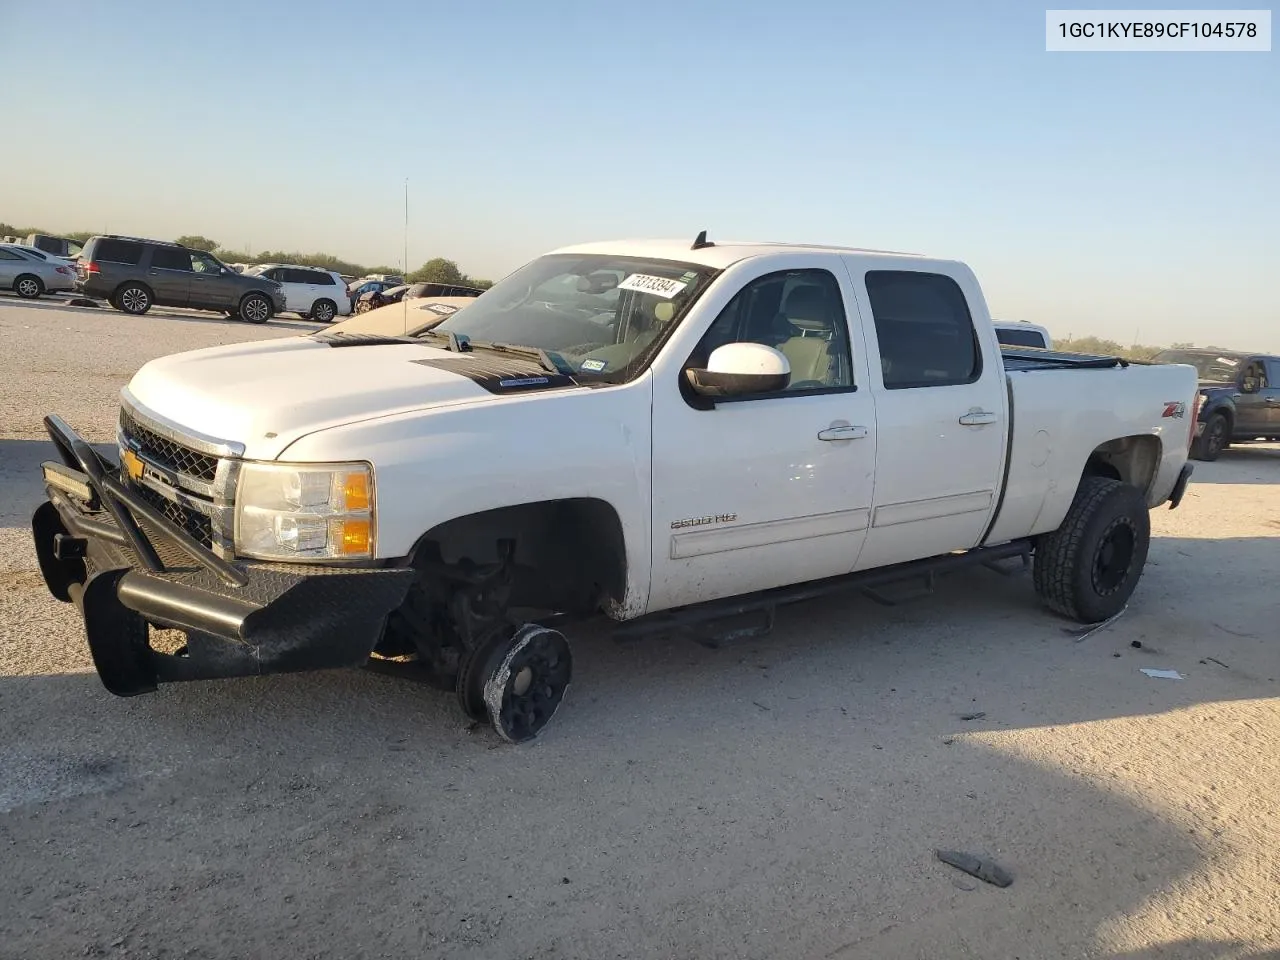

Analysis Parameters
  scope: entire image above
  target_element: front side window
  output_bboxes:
[864,271,981,389]
[688,268,854,392]
[191,252,222,274]
[0,248,22,261]
[422,254,719,381]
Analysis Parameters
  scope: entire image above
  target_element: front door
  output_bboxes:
[648,259,877,612]
[1233,359,1276,437]
[846,263,1008,571]
[188,251,240,309]
[146,246,193,307]
[1265,360,1280,433]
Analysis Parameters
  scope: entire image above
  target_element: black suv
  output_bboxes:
[76,235,286,323]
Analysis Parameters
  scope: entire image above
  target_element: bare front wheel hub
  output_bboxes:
[474,623,573,743]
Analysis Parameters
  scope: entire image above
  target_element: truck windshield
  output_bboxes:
[1152,350,1245,382]
[414,254,719,380]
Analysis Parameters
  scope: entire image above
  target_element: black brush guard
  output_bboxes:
[32,415,414,697]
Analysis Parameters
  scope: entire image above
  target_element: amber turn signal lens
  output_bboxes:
[342,472,371,511]
[339,518,372,556]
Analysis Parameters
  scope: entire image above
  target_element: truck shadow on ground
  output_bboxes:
[2,520,1278,957]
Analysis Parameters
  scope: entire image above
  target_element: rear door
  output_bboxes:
[146,246,193,307]
[844,261,1008,571]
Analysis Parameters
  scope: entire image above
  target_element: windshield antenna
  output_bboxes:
[691,230,713,250]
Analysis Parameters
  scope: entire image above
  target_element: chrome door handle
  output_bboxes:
[817,425,868,441]
[959,410,998,426]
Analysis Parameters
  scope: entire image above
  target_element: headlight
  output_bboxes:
[233,461,375,561]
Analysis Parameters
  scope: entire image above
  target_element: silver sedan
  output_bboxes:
[0,243,77,298]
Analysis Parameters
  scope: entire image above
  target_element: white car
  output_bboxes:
[328,294,480,336]
[244,263,351,322]
[34,234,1199,745]
[0,243,77,298]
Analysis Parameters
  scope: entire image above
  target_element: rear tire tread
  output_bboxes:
[1032,476,1150,623]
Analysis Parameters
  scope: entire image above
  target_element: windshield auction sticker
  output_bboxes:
[617,274,688,299]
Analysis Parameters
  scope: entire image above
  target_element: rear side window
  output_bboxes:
[283,268,312,284]
[311,271,336,285]
[93,239,145,265]
[151,247,192,271]
[864,271,981,389]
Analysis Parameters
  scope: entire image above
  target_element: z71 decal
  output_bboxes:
[1162,401,1187,419]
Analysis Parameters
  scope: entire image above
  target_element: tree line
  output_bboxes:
[0,223,493,289]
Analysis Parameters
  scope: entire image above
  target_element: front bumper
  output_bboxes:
[32,415,414,697]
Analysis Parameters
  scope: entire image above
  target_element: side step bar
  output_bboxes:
[611,539,1034,642]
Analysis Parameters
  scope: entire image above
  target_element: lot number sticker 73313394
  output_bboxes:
[617,274,688,299]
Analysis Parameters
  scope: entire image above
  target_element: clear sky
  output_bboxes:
[3,0,1276,349]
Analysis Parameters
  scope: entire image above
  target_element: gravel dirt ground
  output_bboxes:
[2,296,1278,960]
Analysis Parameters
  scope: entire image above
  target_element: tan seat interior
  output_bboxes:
[767,285,836,388]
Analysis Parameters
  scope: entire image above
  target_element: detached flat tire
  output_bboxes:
[1033,476,1150,623]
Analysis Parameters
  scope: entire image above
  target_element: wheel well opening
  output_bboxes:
[1083,435,1161,495]
[413,498,627,615]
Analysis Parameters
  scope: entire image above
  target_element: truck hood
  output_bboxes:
[125,335,493,459]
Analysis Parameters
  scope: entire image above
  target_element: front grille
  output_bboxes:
[119,409,219,482]
[132,482,214,549]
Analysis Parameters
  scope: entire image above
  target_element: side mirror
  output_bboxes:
[686,342,790,399]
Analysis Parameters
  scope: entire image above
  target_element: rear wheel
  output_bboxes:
[310,299,337,323]
[14,274,43,299]
[239,293,272,324]
[1033,476,1150,623]
[1191,412,1229,461]
[116,283,152,315]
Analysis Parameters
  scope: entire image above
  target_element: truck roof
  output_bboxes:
[548,237,941,271]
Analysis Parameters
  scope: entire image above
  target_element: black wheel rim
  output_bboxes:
[456,629,502,722]
[482,625,572,743]
[1092,519,1136,595]
[1207,420,1226,456]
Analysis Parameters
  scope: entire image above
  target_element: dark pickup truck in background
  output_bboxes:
[1152,349,1280,461]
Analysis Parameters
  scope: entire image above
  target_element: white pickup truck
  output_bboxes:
[33,234,1199,743]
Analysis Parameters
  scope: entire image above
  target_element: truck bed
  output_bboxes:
[1000,346,1129,372]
